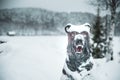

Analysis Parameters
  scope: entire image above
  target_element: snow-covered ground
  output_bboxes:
[0,36,120,80]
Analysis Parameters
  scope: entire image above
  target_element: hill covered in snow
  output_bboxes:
[0,8,95,36]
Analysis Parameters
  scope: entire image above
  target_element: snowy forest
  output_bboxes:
[0,8,120,36]
[0,8,95,35]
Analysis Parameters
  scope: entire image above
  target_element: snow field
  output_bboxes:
[0,36,120,80]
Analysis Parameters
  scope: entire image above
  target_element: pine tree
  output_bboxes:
[91,6,107,58]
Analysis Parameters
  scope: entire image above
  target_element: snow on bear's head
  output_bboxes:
[65,23,91,35]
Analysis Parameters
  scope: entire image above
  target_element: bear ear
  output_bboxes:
[65,23,71,33]
[84,23,91,32]
[84,23,91,28]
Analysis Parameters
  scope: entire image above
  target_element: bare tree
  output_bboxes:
[88,0,120,61]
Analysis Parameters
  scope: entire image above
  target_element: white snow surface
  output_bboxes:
[0,36,120,80]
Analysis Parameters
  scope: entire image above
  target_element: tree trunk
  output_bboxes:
[106,9,116,61]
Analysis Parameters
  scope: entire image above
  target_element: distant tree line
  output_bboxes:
[0,8,95,36]
[0,8,119,36]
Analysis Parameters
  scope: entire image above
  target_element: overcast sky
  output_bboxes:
[0,0,96,14]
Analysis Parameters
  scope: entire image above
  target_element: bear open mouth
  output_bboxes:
[75,45,83,53]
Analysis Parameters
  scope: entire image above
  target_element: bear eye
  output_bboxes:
[81,31,88,37]
[70,32,79,37]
